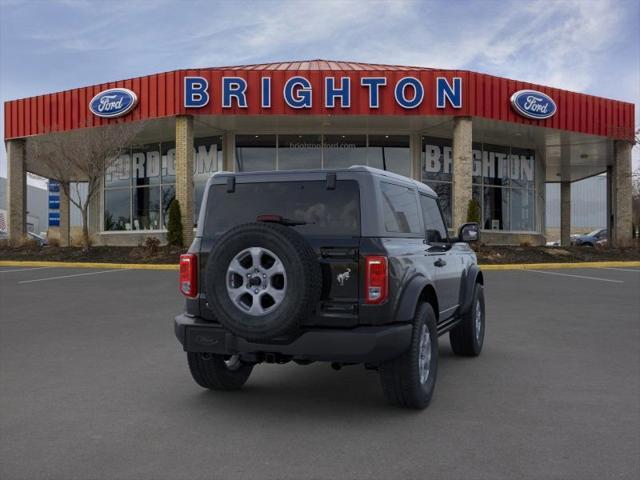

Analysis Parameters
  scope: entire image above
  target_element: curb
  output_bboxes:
[0,260,178,270]
[1,260,639,271]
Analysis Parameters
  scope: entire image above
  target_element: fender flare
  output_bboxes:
[458,264,483,315]
[395,275,435,323]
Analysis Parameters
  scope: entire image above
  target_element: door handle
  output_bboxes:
[434,258,446,268]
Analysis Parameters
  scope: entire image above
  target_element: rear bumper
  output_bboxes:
[174,314,411,363]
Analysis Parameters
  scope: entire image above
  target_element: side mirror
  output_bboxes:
[458,223,480,243]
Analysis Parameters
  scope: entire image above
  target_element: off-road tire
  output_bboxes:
[187,353,253,390]
[205,222,322,342]
[379,303,438,409]
[450,283,485,356]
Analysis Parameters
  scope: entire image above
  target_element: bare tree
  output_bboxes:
[27,121,144,250]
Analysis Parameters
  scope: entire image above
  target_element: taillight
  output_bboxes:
[179,254,197,298]
[365,256,388,304]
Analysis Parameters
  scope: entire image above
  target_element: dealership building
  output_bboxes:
[3,60,635,246]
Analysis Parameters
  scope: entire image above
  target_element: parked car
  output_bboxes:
[174,166,485,409]
[0,230,48,245]
[27,231,48,246]
[572,228,607,247]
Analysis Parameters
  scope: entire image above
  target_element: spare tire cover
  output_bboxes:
[205,222,322,342]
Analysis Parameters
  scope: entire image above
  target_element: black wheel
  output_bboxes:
[379,303,438,409]
[204,222,322,342]
[450,283,485,356]
[187,353,253,390]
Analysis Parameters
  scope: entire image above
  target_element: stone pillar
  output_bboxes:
[6,139,27,244]
[611,141,633,247]
[560,181,571,246]
[175,115,194,246]
[59,182,70,247]
[222,133,236,172]
[410,133,422,181]
[452,117,473,230]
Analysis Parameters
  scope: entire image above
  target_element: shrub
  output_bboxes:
[48,237,61,248]
[166,199,183,247]
[18,237,40,251]
[520,241,532,248]
[144,236,161,256]
[467,198,481,224]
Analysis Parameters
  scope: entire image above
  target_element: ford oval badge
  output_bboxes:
[510,89,556,120]
[89,88,138,118]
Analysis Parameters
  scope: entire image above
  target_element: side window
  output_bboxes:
[420,195,448,243]
[380,182,421,234]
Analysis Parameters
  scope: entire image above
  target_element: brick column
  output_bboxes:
[59,182,70,247]
[611,141,633,247]
[452,117,473,230]
[6,139,27,244]
[560,181,571,246]
[175,115,194,246]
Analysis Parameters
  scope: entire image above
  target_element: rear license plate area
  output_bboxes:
[185,327,228,353]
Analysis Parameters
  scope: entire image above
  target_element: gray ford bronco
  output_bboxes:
[174,166,484,409]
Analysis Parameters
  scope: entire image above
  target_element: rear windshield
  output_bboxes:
[204,180,360,237]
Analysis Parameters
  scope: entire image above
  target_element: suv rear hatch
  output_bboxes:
[198,177,361,326]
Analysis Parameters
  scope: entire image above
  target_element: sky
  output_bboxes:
[0,0,638,181]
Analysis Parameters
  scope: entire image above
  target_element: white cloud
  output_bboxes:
[1,0,638,174]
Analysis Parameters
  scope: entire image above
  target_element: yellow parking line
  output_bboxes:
[0,260,178,271]
[1,260,639,272]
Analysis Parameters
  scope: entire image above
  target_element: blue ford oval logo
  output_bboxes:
[510,89,556,120]
[89,88,138,118]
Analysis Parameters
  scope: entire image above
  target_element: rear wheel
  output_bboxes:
[204,222,322,342]
[450,283,485,356]
[379,303,438,409]
[187,353,253,390]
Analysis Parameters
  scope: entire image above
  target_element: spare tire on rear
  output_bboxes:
[205,222,322,342]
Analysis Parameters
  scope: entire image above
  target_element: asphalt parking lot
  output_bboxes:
[1,265,639,480]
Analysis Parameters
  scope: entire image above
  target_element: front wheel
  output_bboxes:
[450,283,485,356]
[379,303,438,409]
[187,353,253,390]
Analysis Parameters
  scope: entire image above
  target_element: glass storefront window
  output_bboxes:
[510,147,535,189]
[132,186,160,230]
[105,153,131,188]
[236,135,277,172]
[278,134,322,170]
[368,135,410,178]
[422,137,452,183]
[132,143,161,187]
[162,185,176,228]
[161,142,176,184]
[104,188,131,231]
[194,136,223,223]
[483,186,509,231]
[483,144,510,187]
[510,189,535,231]
[322,134,367,169]
[104,133,537,234]
[422,136,536,232]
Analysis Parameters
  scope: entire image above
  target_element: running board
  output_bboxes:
[436,315,463,336]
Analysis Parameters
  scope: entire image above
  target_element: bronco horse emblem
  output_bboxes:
[336,268,351,286]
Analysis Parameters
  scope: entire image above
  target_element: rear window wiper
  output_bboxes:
[256,214,312,226]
